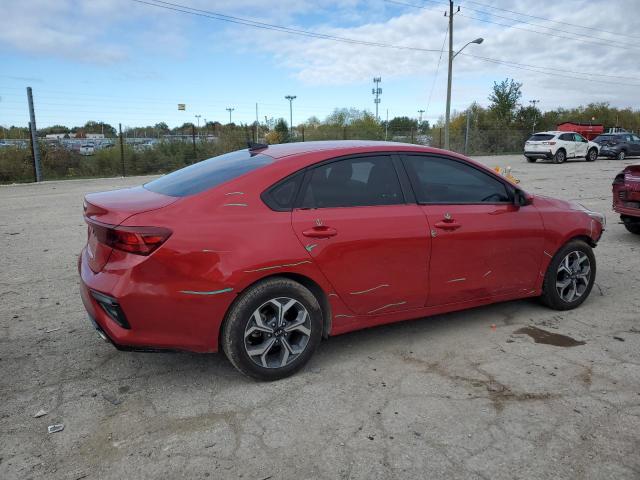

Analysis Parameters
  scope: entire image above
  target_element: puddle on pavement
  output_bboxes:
[513,326,585,347]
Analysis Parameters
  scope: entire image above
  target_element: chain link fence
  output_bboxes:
[0,125,532,184]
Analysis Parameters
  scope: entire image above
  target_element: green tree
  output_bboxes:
[387,116,418,132]
[274,118,290,143]
[488,78,522,124]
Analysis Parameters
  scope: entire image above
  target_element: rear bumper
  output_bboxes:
[78,246,229,353]
[613,204,640,218]
[524,151,553,159]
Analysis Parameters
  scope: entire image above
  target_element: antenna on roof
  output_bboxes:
[248,141,268,151]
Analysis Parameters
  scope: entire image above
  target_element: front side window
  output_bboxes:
[402,155,511,204]
[300,156,403,208]
[574,134,586,142]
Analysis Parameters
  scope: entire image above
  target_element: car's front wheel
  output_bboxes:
[540,240,596,310]
[586,148,598,162]
[221,277,323,381]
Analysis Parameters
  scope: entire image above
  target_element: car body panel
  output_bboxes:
[78,141,604,353]
[613,164,640,219]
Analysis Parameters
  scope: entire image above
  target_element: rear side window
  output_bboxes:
[528,134,554,141]
[144,150,273,197]
[402,155,510,204]
[559,133,574,141]
[301,156,403,208]
[261,173,303,211]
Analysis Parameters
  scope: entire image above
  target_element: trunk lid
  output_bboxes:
[83,186,178,272]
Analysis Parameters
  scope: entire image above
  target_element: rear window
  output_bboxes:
[528,134,555,141]
[144,150,273,197]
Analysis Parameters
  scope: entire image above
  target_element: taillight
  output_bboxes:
[549,141,556,145]
[87,219,172,256]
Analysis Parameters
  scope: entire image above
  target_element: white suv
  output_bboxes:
[524,131,600,164]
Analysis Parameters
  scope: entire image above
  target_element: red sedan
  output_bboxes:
[79,141,605,380]
[613,164,640,234]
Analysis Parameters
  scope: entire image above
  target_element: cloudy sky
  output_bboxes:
[1,0,639,128]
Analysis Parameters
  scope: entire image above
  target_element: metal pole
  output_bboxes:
[255,103,259,142]
[529,99,540,133]
[444,0,453,150]
[28,122,37,182]
[26,87,42,181]
[464,109,471,155]
[191,124,196,160]
[385,109,389,140]
[285,95,296,136]
[119,123,125,177]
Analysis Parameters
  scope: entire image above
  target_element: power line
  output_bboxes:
[131,0,442,54]
[461,0,640,41]
[386,0,640,51]
[425,25,448,118]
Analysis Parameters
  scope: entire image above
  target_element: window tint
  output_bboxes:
[632,135,640,142]
[528,134,554,141]
[403,155,510,204]
[301,156,403,208]
[262,173,303,211]
[559,133,574,141]
[144,150,272,197]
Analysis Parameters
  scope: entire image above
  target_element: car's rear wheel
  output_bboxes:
[221,277,322,381]
[617,150,626,160]
[553,149,566,164]
[622,216,640,234]
[540,240,596,310]
[525,156,537,163]
[586,148,598,162]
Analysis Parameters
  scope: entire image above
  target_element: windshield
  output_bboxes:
[593,135,616,142]
[144,150,273,197]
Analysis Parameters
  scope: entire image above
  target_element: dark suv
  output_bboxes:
[594,133,640,160]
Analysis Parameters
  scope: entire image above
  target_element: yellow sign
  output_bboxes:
[178,104,186,111]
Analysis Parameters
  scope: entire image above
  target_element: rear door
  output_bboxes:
[291,154,430,315]
[400,154,545,306]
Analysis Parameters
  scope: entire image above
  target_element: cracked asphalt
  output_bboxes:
[1,154,639,479]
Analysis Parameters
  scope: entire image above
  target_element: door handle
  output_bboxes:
[434,221,461,231]
[302,226,337,238]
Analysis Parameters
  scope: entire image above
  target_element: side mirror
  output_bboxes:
[514,189,533,206]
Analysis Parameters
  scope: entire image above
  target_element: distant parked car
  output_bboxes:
[79,144,95,156]
[524,131,599,164]
[612,164,640,234]
[593,132,640,160]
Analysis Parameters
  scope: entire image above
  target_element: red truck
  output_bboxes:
[557,122,604,141]
[613,164,640,234]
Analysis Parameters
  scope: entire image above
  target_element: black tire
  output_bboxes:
[617,150,626,160]
[221,277,323,381]
[540,240,596,311]
[623,222,640,234]
[553,149,566,164]
[586,148,598,162]
[525,156,537,163]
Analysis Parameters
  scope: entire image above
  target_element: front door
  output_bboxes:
[291,155,431,315]
[574,133,589,157]
[560,133,576,158]
[401,154,545,306]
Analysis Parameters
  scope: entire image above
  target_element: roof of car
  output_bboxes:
[253,140,445,159]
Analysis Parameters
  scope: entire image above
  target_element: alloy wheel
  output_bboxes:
[244,297,312,368]
[556,251,591,303]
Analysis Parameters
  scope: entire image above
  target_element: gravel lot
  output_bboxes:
[1,154,639,480]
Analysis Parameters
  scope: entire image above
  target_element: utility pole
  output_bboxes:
[255,103,259,142]
[385,109,389,140]
[444,1,456,150]
[26,87,42,182]
[529,99,540,133]
[119,123,125,177]
[464,108,471,155]
[226,107,234,124]
[285,95,296,136]
[191,124,196,160]
[372,77,382,120]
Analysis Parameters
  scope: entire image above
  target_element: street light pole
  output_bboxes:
[529,99,540,133]
[444,1,483,150]
[285,95,296,135]
[226,107,234,124]
[195,114,201,139]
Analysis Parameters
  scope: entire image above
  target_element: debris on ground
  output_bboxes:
[34,409,47,418]
[613,336,625,342]
[48,424,64,434]
[102,393,122,405]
